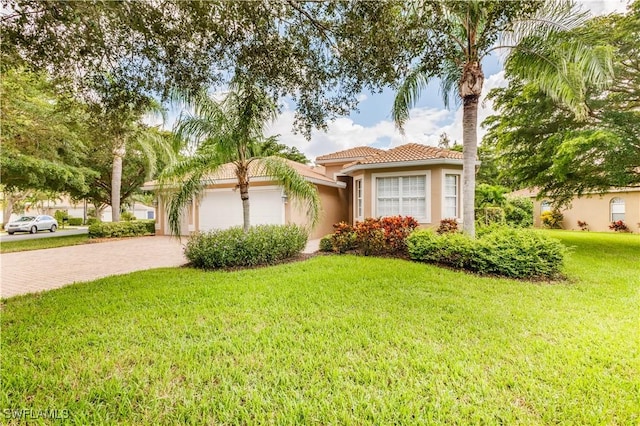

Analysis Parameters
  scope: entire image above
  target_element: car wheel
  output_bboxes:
[8,232,14,235]
[50,224,57,233]
[30,226,37,234]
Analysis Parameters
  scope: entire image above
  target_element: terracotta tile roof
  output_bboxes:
[316,146,385,161]
[343,143,463,168]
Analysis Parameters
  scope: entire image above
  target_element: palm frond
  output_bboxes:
[259,156,321,228]
[392,65,433,132]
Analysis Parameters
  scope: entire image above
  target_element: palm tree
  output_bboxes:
[161,81,320,236]
[392,0,612,237]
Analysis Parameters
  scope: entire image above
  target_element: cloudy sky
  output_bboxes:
[263,0,630,161]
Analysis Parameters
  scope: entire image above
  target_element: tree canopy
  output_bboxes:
[483,1,639,205]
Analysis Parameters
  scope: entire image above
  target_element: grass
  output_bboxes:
[1,231,638,424]
[0,234,90,253]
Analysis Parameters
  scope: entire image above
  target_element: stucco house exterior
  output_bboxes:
[146,143,465,238]
[513,187,640,233]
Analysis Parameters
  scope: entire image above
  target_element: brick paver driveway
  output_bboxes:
[1,236,187,299]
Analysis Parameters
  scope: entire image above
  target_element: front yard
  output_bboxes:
[1,231,638,424]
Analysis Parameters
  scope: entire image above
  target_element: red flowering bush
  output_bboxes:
[327,216,419,255]
[609,220,629,232]
[577,220,589,231]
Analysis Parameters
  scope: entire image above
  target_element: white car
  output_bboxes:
[5,215,58,235]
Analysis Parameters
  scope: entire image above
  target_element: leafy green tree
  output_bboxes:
[255,138,309,164]
[161,82,320,235]
[483,2,639,206]
[391,0,611,236]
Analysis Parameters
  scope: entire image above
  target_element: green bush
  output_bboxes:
[504,196,533,228]
[86,217,101,226]
[120,211,137,221]
[476,207,506,227]
[184,225,308,269]
[407,227,566,279]
[319,235,333,252]
[67,217,83,226]
[88,220,155,238]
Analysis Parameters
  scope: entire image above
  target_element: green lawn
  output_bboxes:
[1,231,638,424]
[0,234,90,253]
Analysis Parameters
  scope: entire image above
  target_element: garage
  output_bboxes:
[198,186,285,231]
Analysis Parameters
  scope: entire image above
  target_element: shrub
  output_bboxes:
[437,218,459,234]
[407,227,566,279]
[609,220,629,232]
[541,210,563,229]
[184,225,307,269]
[68,217,83,226]
[577,220,589,231]
[86,217,101,226]
[54,210,68,228]
[504,196,533,228]
[120,211,137,221]
[319,235,333,252]
[476,207,505,227]
[470,228,566,279]
[89,220,155,238]
[328,216,419,255]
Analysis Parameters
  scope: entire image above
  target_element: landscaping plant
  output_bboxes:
[328,216,418,255]
[184,224,307,269]
[609,220,629,232]
[88,220,155,238]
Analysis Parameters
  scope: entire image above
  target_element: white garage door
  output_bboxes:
[199,186,284,231]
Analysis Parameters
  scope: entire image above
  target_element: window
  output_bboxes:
[443,174,459,218]
[355,179,363,219]
[541,201,552,213]
[610,197,625,222]
[375,175,427,219]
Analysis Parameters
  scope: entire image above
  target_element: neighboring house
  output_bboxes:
[512,187,640,233]
[146,143,465,238]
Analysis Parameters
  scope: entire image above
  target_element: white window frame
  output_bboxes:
[441,169,463,222]
[541,201,552,214]
[371,171,431,223]
[610,197,625,222]
[354,178,364,221]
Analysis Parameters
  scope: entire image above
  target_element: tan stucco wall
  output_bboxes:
[286,184,350,239]
[351,164,463,227]
[533,191,640,233]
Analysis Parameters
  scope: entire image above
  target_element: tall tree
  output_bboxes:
[483,2,638,205]
[391,0,611,237]
[85,76,175,222]
[161,82,320,235]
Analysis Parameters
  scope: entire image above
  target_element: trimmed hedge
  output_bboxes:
[327,216,419,255]
[88,220,155,238]
[407,227,566,279]
[68,217,83,226]
[184,225,308,269]
[319,234,333,252]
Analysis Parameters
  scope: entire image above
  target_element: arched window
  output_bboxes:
[610,197,625,222]
[541,201,551,214]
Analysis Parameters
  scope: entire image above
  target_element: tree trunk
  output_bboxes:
[459,61,484,238]
[236,164,251,232]
[111,142,126,222]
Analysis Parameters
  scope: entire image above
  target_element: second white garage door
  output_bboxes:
[198,186,284,231]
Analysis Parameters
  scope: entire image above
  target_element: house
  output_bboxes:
[146,143,465,238]
[512,187,640,233]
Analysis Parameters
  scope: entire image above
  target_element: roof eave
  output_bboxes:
[341,158,467,174]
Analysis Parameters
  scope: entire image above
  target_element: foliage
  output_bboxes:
[483,2,639,205]
[319,235,333,252]
[0,68,96,194]
[504,196,534,228]
[88,220,155,238]
[609,220,630,232]
[541,210,564,229]
[577,220,589,231]
[328,216,419,255]
[68,217,83,226]
[437,218,459,235]
[407,227,566,279]
[255,138,309,164]
[54,210,68,228]
[161,84,319,235]
[476,207,506,227]
[120,211,137,221]
[184,225,307,269]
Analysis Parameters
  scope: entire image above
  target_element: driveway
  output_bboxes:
[1,236,186,299]
[1,237,321,299]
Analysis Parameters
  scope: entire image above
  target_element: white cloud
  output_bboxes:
[579,0,629,16]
